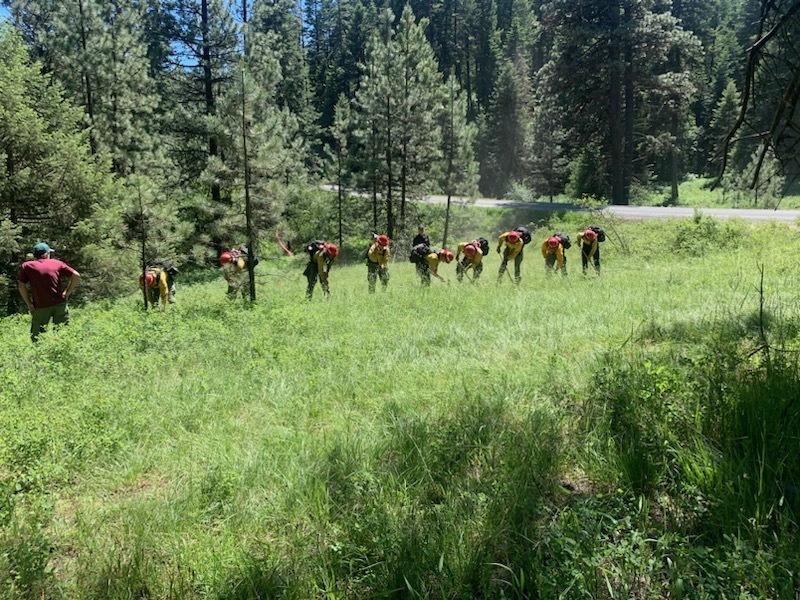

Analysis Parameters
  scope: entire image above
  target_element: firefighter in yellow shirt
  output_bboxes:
[455,241,483,282]
[542,236,566,276]
[497,230,524,284]
[414,247,453,286]
[577,228,600,275]
[219,248,251,299]
[366,234,390,292]
[305,242,338,299]
[139,265,170,311]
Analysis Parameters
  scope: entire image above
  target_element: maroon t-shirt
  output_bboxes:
[18,258,78,309]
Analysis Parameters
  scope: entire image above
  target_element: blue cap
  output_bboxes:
[33,242,52,257]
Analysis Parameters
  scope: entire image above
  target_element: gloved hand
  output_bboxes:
[496,247,501,254]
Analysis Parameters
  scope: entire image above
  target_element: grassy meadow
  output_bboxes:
[3,207,800,599]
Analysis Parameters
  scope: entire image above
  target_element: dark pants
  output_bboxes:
[367,261,389,292]
[581,247,600,274]
[416,263,431,286]
[457,260,483,282]
[30,302,69,341]
[305,263,329,299]
[545,253,567,276]
[498,249,523,284]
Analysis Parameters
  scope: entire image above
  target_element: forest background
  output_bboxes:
[1,0,799,312]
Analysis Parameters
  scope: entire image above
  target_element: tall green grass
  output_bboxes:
[2,215,800,598]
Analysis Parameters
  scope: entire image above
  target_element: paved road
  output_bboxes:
[424,194,800,223]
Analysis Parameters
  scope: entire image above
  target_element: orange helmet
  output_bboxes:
[439,249,454,263]
[464,244,477,257]
[325,244,339,259]
[219,251,233,265]
[547,237,560,248]
[507,231,520,244]
[584,229,597,241]
[139,272,156,288]
[377,235,390,247]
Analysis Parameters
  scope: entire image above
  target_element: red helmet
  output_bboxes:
[584,229,598,241]
[547,237,560,248]
[377,235,390,247]
[507,231,520,244]
[463,244,477,257]
[139,272,156,288]
[219,251,233,265]
[439,249,454,263]
[325,244,339,259]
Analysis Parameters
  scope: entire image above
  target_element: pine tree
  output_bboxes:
[708,80,749,176]
[541,0,702,204]
[98,0,161,175]
[438,71,478,248]
[208,20,305,268]
[528,80,570,201]
[478,55,532,197]
[4,0,60,66]
[354,7,401,238]
[326,94,353,247]
[0,26,120,312]
[395,4,444,227]
[166,0,239,255]
[7,0,163,175]
[251,0,317,168]
[353,5,445,238]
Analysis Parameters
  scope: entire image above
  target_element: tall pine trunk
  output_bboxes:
[202,0,221,205]
[622,0,634,206]
[77,0,97,155]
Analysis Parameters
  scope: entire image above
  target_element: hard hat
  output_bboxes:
[139,272,155,288]
[547,237,560,248]
[325,244,339,259]
[464,244,477,257]
[439,249,454,263]
[507,231,520,244]
[219,251,233,265]
[584,229,597,241]
[377,235,389,247]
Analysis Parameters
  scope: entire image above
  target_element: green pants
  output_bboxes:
[30,302,69,341]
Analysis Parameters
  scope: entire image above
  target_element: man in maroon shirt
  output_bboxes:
[18,242,81,341]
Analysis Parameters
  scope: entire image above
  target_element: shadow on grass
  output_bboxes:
[291,393,567,598]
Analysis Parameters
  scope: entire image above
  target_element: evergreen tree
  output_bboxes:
[7,0,165,176]
[478,55,532,197]
[325,94,353,247]
[395,4,444,226]
[208,21,305,265]
[527,76,570,201]
[166,0,238,251]
[251,0,317,167]
[354,8,401,237]
[97,0,161,175]
[708,80,748,176]
[353,5,445,237]
[541,0,701,204]
[48,0,105,154]
[4,0,60,66]
[0,26,121,312]
[438,71,478,248]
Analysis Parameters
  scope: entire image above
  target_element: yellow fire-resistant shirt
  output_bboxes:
[497,232,524,260]
[140,267,170,309]
[423,253,441,275]
[456,241,483,267]
[541,241,565,268]
[577,232,598,259]
[367,242,390,266]
[312,250,336,275]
